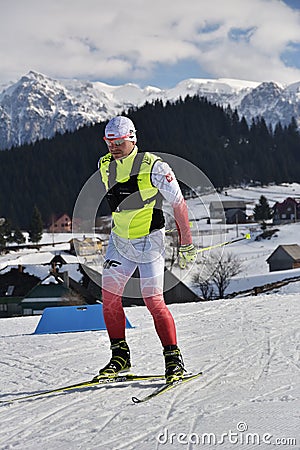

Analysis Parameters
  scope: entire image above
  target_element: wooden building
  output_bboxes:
[273,198,300,224]
[266,244,300,272]
[0,267,40,317]
[48,214,72,233]
[210,201,247,221]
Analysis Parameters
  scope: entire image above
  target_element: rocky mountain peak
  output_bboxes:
[0,72,299,150]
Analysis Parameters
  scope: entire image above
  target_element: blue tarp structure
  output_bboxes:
[34,304,133,334]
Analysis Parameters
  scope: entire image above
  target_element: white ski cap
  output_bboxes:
[104,116,137,142]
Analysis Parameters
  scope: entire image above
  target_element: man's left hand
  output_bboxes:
[178,244,197,269]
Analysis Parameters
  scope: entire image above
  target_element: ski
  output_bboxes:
[0,373,164,404]
[132,371,202,403]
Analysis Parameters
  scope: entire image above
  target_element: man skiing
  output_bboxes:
[95,116,196,384]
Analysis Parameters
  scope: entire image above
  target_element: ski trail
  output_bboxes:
[1,295,299,449]
[249,384,295,403]
[0,395,85,446]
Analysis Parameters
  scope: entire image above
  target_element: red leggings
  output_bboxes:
[102,289,177,346]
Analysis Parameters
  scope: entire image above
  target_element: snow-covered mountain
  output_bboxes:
[0,70,300,150]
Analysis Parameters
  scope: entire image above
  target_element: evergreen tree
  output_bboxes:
[28,206,43,243]
[13,226,26,244]
[253,195,273,221]
[1,218,14,243]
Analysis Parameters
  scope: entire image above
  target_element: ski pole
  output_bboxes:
[197,233,251,253]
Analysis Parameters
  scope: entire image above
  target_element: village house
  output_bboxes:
[0,267,40,317]
[48,214,72,233]
[273,197,300,224]
[209,201,248,223]
[69,237,103,256]
[224,208,247,224]
[0,251,98,317]
[20,274,72,315]
[267,244,300,272]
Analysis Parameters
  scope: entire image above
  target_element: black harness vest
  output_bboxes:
[105,152,165,232]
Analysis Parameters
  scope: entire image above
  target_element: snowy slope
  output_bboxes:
[0,293,299,450]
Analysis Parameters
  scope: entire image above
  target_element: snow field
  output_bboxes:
[1,183,300,449]
[0,292,299,450]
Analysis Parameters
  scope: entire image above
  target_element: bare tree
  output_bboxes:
[192,273,215,300]
[210,252,242,298]
[193,251,242,299]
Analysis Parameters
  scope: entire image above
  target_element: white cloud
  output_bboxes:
[0,0,300,85]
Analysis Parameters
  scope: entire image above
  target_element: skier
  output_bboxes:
[95,116,196,383]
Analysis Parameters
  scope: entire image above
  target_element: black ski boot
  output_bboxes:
[163,345,185,384]
[93,339,131,381]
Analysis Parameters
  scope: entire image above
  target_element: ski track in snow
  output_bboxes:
[0,294,300,450]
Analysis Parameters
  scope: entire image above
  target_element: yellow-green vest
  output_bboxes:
[98,148,164,239]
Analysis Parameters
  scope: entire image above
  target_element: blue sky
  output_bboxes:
[1,0,300,88]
